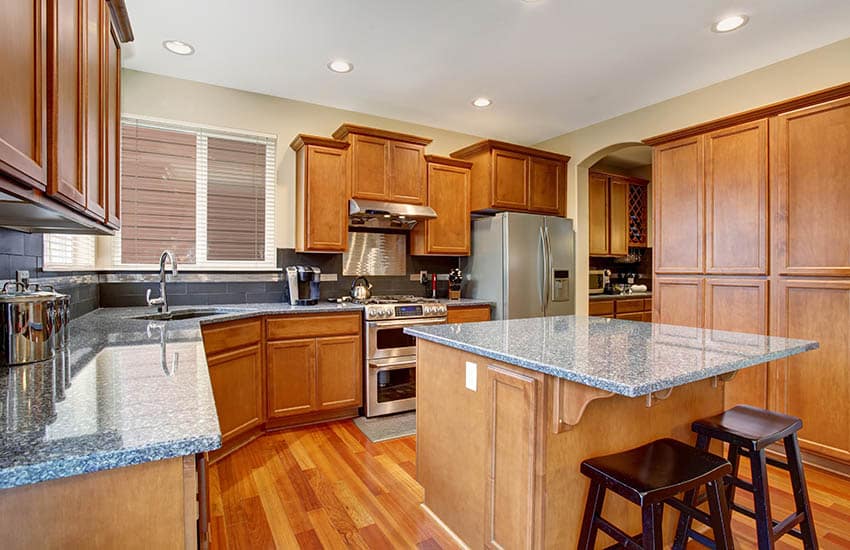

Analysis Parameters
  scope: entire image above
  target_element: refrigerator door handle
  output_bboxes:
[539,226,547,313]
[544,225,552,310]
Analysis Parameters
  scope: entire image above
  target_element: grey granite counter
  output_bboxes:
[440,298,494,307]
[589,292,652,301]
[0,302,362,489]
[405,315,817,398]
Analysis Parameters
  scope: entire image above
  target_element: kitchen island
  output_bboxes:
[405,315,817,548]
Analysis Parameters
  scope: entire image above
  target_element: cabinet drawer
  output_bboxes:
[446,305,491,324]
[644,298,652,312]
[267,313,360,340]
[202,318,262,356]
[615,312,644,321]
[615,299,645,314]
[588,300,614,316]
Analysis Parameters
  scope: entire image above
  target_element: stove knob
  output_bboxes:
[382,309,392,318]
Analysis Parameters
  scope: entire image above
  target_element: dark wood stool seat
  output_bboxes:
[578,438,734,550]
[691,405,803,451]
[675,405,818,550]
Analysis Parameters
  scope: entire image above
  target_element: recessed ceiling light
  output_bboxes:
[327,59,354,73]
[162,40,195,55]
[712,14,749,33]
[472,97,492,108]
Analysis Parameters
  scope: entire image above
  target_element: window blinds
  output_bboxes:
[117,117,276,268]
[43,234,96,270]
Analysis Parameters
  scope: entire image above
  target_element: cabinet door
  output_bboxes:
[588,172,610,256]
[772,97,850,276]
[528,156,562,215]
[84,0,105,218]
[653,136,704,274]
[302,144,348,251]
[207,345,264,443]
[485,365,543,549]
[350,134,389,200]
[316,335,361,411]
[0,0,48,189]
[445,305,490,324]
[420,162,470,255]
[609,177,629,256]
[491,149,528,210]
[771,279,850,463]
[388,141,425,204]
[47,0,86,209]
[104,22,120,228]
[267,339,317,418]
[704,278,768,409]
[653,277,704,328]
[704,120,768,275]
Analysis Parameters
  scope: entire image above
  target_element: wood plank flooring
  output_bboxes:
[210,419,850,549]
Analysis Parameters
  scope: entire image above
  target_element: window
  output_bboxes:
[43,234,96,271]
[116,116,276,269]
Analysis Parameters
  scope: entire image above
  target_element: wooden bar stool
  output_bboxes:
[674,405,818,550]
[578,438,734,550]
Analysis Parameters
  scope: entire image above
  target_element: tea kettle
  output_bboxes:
[350,276,372,302]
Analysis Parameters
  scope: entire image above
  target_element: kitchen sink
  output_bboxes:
[129,308,244,321]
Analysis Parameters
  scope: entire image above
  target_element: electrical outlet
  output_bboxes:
[465,361,477,391]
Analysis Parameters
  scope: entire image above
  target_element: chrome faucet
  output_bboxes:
[146,250,178,313]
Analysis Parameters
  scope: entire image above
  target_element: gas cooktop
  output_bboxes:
[329,295,441,305]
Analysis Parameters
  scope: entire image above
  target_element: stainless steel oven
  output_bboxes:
[362,301,446,417]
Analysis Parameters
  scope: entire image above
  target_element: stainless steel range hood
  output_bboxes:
[348,198,436,230]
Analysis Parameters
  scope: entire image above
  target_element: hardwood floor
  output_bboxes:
[210,419,850,549]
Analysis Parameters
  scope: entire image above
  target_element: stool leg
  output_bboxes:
[673,433,711,550]
[750,449,775,550]
[783,433,818,549]
[705,478,734,550]
[725,444,741,523]
[577,480,605,550]
[642,502,664,550]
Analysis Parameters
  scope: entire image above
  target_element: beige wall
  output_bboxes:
[121,69,482,250]
[535,37,850,314]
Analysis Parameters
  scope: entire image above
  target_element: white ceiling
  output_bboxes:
[122,0,850,145]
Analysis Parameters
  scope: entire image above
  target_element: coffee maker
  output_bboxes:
[285,266,321,305]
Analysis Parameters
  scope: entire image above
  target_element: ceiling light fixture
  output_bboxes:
[327,59,354,73]
[162,40,195,55]
[712,14,748,33]
[472,97,492,108]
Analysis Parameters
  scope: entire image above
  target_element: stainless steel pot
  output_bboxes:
[350,276,372,302]
[0,283,57,366]
[35,285,70,348]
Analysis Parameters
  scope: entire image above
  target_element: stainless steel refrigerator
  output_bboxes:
[461,212,575,320]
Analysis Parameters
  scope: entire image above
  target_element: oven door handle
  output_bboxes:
[369,357,417,371]
[366,317,446,329]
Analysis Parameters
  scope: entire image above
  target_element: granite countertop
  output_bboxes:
[439,298,494,307]
[589,292,652,301]
[0,302,362,490]
[405,316,818,398]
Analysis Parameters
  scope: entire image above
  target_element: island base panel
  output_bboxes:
[416,339,726,548]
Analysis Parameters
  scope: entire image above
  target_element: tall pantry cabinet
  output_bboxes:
[646,86,850,465]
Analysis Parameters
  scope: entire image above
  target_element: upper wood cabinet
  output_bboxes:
[588,171,642,257]
[451,140,569,216]
[290,135,350,253]
[772,97,850,276]
[0,0,126,232]
[0,0,48,190]
[333,124,431,205]
[410,155,471,256]
[704,120,768,275]
[653,135,704,274]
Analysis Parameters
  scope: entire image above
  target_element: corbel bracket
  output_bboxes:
[551,378,615,433]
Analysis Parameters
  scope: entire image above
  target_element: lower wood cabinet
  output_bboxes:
[652,278,704,328]
[588,298,652,321]
[446,305,491,324]
[316,335,361,410]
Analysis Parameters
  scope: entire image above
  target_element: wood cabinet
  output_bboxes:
[451,140,568,216]
[653,278,704,328]
[446,305,491,324]
[772,97,850,276]
[266,313,362,425]
[771,279,850,463]
[704,278,768,409]
[588,171,642,256]
[1,0,48,190]
[333,124,431,205]
[410,155,471,256]
[589,298,652,321]
[0,0,126,232]
[705,120,768,275]
[290,135,350,252]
